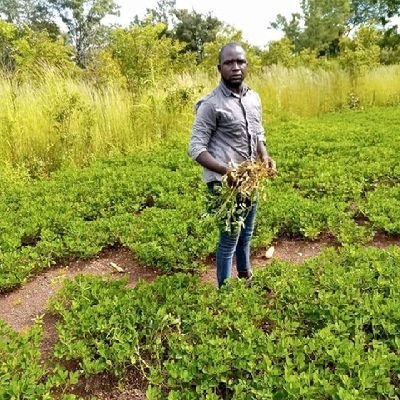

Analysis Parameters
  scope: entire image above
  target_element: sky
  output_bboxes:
[107,0,302,48]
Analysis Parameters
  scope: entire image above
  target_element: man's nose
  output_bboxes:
[232,61,240,69]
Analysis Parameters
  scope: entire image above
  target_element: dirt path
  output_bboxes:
[0,247,159,332]
[0,236,342,332]
[1,234,399,399]
[0,247,159,399]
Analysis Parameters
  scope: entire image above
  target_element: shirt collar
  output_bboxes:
[219,80,248,97]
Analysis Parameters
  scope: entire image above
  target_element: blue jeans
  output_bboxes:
[207,182,257,287]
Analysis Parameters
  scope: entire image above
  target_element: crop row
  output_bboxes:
[0,106,399,290]
[1,245,399,399]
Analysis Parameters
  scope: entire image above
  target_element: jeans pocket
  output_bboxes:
[206,180,222,195]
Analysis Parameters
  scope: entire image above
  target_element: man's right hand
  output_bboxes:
[225,167,239,188]
[196,151,230,177]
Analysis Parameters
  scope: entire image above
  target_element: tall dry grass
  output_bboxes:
[251,64,400,121]
[0,65,399,176]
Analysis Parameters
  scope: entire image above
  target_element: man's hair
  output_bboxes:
[218,42,244,64]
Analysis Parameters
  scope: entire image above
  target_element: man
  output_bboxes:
[188,42,275,287]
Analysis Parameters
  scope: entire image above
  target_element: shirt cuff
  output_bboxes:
[257,133,266,143]
[189,146,208,161]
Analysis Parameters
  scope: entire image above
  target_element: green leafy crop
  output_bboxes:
[46,245,400,399]
[0,106,399,291]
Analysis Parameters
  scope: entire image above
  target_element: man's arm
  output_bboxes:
[253,93,276,172]
[189,100,231,176]
[257,140,276,171]
[195,151,230,175]
[188,101,215,161]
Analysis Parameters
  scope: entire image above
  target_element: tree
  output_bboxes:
[0,0,59,37]
[262,37,296,66]
[108,24,195,92]
[338,25,381,76]
[131,0,176,40]
[270,13,302,53]
[270,0,351,56]
[139,0,176,27]
[131,3,224,62]
[0,0,20,22]
[300,0,351,55]
[379,24,400,63]
[270,0,400,57]
[349,0,400,27]
[0,19,19,73]
[173,9,223,62]
[47,0,119,67]
[0,20,74,76]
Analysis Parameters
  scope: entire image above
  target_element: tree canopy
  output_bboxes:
[0,0,399,82]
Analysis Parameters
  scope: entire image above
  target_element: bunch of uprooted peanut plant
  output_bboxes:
[207,161,276,234]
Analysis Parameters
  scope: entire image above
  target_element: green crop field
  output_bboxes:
[1,106,399,399]
[2,1,400,397]
[1,106,399,289]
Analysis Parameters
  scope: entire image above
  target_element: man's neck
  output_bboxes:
[221,80,245,95]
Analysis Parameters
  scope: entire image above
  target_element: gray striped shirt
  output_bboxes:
[188,81,266,183]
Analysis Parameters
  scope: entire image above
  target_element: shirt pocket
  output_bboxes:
[216,109,242,135]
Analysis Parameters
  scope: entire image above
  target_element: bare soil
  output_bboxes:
[1,234,399,399]
[0,247,158,332]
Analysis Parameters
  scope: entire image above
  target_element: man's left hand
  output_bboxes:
[261,156,277,174]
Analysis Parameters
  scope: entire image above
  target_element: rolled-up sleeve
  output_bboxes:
[257,129,266,145]
[188,100,216,160]
[255,95,267,144]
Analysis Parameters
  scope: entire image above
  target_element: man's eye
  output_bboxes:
[225,60,246,66]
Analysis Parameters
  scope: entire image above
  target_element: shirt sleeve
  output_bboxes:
[188,100,217,161]
[255,94,267,144]
[257,131,266,145]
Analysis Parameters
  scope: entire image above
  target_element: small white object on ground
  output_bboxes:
[265,246,275,259]
[110,262,124,273]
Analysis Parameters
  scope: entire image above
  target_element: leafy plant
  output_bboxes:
[47,245,400,399]
[0,319,79,399]
[207,161,276,234]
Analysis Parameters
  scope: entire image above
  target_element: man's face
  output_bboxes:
[218,45,247,88]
